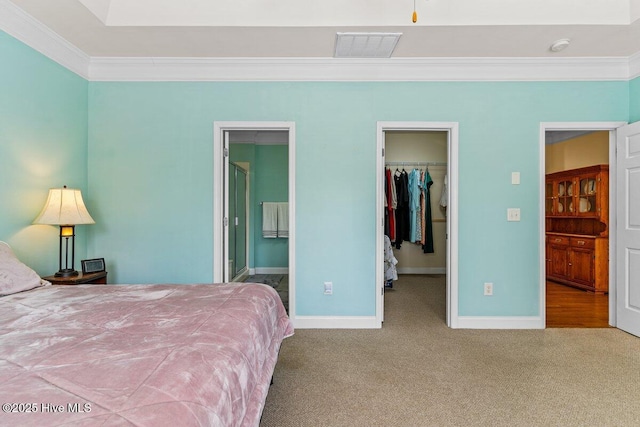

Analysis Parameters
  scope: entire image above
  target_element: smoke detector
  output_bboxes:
[550,39,571,52]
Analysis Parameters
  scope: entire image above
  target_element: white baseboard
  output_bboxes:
[248,268,256,275]
[293,315,541,329]
[293,316,380,329]
[254,267,289,274]
[456,316,544,329]
[397,267,446,275]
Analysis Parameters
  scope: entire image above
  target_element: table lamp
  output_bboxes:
[33,186,95,277]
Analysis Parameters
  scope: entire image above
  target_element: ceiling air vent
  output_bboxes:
[334,32,402,58]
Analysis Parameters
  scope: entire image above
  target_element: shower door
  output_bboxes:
[228,162,248,280]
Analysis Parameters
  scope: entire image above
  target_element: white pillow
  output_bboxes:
[0,241,50,296]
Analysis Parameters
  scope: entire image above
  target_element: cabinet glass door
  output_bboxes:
[545,181,554,215]
[556,179,574,215]
[577,176,597,216]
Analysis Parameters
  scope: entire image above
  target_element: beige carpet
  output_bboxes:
[261,275,640,427]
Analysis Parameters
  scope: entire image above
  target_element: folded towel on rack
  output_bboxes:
[277,202,289,238]
[262,202,278,238]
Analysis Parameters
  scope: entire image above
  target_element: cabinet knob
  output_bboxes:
[577,240,585,246]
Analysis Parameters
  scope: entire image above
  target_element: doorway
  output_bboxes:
[544,130,610,327]
[376,122,459,328]
[213,122,296,317]
[540,122,624,329]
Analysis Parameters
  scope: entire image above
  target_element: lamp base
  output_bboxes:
[54,269,79,278]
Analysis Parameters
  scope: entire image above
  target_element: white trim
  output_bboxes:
[447,124,459,328]
[608,128,619,327]
[539,124,547,328]
[293,316,378,329]
[376,122,459,329]
[396,267,446,275]
[254,267,289,275]
[630,52,640,79]
[376,124,385,324]
[88,56,631,82]
[0,0,89,78]
[288,125,297,324]
[457,316,544,329]
[213,121,296,318]
[539,121,626,329]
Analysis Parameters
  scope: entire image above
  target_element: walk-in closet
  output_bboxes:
[384,131,448,287]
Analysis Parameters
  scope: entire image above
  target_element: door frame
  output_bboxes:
[213,121,296,318]
[376,121,459,328]
[539,122,625,327]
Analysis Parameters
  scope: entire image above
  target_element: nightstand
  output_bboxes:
[43,271,108,285]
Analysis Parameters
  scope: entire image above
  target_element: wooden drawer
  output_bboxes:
[571,237,595,249]
[548,235,570,246]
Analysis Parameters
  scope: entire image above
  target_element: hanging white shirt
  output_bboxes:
[440,174,448,209]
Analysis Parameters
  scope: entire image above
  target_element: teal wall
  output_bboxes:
[230,143,289,270]
[2,30,634,320]
[0,31,88,276]
[630,76,640,122]
[86,80,628,317]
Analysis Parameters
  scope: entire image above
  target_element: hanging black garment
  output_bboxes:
[401,170,411,242]
[422,171,435,253]
[384,169,390,238]
[394,170,409,249]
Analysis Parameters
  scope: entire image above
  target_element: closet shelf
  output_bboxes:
[385,161,447,167]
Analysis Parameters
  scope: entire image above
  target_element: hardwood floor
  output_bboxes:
[546,280,609,328]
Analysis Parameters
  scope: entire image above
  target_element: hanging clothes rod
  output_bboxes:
[385,161,447,167]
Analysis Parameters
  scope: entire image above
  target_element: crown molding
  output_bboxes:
[630,51,640,79]
[88,56,632,82]
[0,0,89,78]
[88,56,631,82]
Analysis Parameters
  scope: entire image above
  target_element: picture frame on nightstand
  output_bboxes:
[81,258,106,274]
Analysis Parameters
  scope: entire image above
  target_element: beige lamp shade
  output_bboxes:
[33,187,95,226]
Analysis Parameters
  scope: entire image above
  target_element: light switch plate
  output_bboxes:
[324,282,333,295]
[507,208,521,221]
[511,172,520,185]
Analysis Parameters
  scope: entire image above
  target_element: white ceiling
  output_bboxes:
[7,0,640,58]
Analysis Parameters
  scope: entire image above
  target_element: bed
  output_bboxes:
[0,241,293,426]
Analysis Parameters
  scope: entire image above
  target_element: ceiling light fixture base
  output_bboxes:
[550,39,571,52]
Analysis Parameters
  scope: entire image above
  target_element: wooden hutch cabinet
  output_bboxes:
[545,165,609,293]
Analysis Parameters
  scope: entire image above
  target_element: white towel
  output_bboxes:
[262,203,278,238]
[277,202,289,238]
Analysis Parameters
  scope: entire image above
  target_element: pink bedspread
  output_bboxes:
[0,283,293,426]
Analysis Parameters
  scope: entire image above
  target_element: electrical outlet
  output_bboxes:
[511,172,520,185]
[324,282,333,295]
[483,282,493,296]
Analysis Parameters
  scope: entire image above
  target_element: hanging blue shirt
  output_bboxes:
[409,169,421,242]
